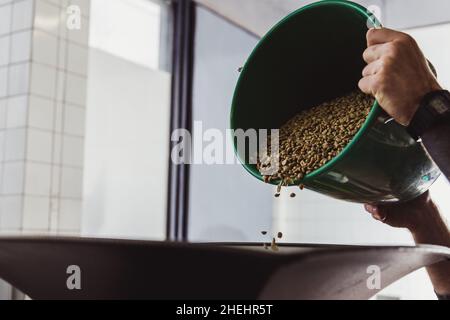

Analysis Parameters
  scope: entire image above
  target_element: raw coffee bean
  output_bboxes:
[256,91,373,191]
[271,238,279,252]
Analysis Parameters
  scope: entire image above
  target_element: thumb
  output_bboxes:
[364,204,388,222]
[364,204,378,214]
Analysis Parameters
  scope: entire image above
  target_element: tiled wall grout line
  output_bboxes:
[0,0,27,10]
[0,194,82,201]
[0,159,84,170]
[57,3,71,233]
[0,59,89,79]
[19,0,37,233]
[48,0,62,232]
[0,28,33,41]
[0,91,87,109]
[0,0,15,230]
[0,126,86,139]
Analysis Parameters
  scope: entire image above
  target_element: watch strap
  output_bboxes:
[407,90,450,140]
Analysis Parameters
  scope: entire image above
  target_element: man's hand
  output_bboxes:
[364,192,450,297]
[364,192,439,233]
[364,191,450,248]
[359,28,442,126]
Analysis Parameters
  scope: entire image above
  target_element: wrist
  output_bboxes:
[406,196,437,233]
[408,200,450,247]
[407,82,443,125]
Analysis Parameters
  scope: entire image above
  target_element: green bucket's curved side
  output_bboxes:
[230,0,440,203]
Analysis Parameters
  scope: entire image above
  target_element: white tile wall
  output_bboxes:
[0,196,23,230]
[54,101,63,131]
[28,95,54,130]
[55,71,65,101]
[32,30,58,66]
[10,31,32,63]
[59,198,81,231]
[0,36,10,66]
[34,0,60,35]
[24,162,52,196]
[8,63,30,95]
[0,98,6,128]
[1,162,25,195]
[70,0,90,17]
[0,67,8,97]
[48,0,68,7]
[0,5,12,36]
[50,166,60,197]
[1,0,89,235]
[30,63,56,97]
[64,104,85,135]
[62,135,83,167]
[52,132,62,164]
[0,131,5,159]
[67,42,88,75]
[57,41,67,70]
[6,95,28,128]
[65,73,86,106]
[27,129,53,163]
[67,16,89,45]
[49,196,59,230]
[60,167,82,198]
[12,0,34,32]
[4,128,26,161]
[23,195,50,230]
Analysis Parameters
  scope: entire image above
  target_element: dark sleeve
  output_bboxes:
[421,120,450,181]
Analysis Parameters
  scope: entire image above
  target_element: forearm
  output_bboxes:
[409,200,450,296]
[422,121,450,181]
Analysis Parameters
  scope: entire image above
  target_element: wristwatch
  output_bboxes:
[407,90,450,140]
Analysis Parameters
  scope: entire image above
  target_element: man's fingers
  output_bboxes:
[362,60,383,77]
[367,27,403,46]
[363,43,386,63]
[358,75,376,95]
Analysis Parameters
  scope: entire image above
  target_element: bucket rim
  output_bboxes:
[230,0,382,186]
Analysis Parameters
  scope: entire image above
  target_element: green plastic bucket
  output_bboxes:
[230,0,440,203]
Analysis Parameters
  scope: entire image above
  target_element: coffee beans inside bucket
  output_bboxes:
[257,91,374,193]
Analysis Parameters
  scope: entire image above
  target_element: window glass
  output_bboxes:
[189,6,273,242]
[82,0,172,239]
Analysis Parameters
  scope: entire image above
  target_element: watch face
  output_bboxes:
[430,96,450,115]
